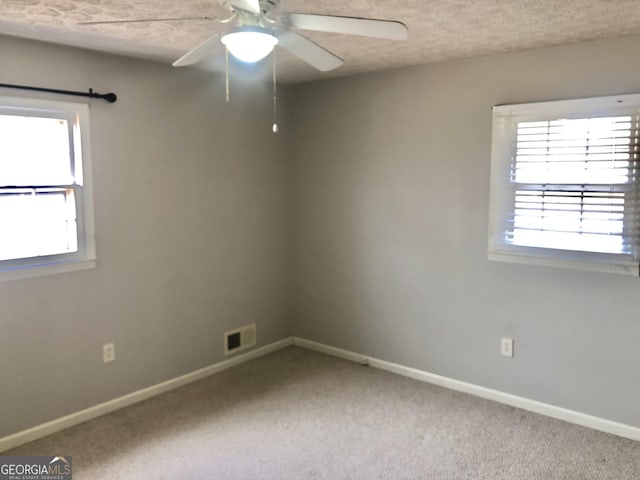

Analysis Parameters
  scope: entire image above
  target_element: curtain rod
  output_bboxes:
[0,83,117,103]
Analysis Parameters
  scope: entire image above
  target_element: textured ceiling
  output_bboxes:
[2,0,640,83]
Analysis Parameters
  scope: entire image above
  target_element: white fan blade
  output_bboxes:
[276,30,343,72]
[228,0,260,14]
[79,16,215,25]
[283,14,408,40]
[173,34,220,67]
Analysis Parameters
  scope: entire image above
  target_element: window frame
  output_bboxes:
[0,95,96,282]
[488,93,640,276]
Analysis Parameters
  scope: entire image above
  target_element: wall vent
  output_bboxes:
[224,323,256,355]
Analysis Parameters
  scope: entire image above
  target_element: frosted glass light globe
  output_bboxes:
[221,28,278,63]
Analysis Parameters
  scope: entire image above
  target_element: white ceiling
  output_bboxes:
[2,0,640,83]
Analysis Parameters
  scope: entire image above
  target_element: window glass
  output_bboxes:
[0,115,74,186]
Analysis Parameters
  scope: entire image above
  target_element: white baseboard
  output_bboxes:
[0,337,294,453]
[292,337,640,442]
[4,335,638,452]
[292,337,369,365]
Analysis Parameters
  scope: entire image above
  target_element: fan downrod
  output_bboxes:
[259,0,280,12]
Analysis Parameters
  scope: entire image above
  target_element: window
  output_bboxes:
[0,96,95,281]
[488,94,640,275]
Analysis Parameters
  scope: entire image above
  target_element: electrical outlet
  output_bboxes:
[103,343,115,363]
[501,337,514,357]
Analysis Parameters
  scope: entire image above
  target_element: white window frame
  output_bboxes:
[488,93,640,276]
[0,95,96,281]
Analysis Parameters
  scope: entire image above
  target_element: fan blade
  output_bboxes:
[173,34,221,67]
[228,0,260,14]
[276,30,343,72]
[283,14,408,40]
[79,16,215,25]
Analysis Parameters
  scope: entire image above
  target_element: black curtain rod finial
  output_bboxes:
[89,89,117,103]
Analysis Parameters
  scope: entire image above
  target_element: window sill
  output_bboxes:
[488,251,638,277]
[0,258,96,283]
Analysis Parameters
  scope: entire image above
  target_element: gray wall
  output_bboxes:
[3,31,640,440]
[289,34,640,428]
[0,36,289,437]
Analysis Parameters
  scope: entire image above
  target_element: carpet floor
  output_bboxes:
[3,346,639,479]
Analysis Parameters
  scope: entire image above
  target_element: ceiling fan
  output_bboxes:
[80,0,409,71]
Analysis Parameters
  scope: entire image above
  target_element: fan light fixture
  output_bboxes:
[221,26,278,63]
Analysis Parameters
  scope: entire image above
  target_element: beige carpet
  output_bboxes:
[3,346,639,479]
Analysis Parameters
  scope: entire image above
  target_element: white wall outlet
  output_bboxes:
[103,343,116,363]
[501,337,514,357]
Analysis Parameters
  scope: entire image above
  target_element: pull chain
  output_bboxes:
[225,46,230,103]
[272,48,278,133]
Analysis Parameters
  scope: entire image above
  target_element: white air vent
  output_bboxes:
[224,323,256,355]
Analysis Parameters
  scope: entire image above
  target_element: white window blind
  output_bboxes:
[488,94,640,275]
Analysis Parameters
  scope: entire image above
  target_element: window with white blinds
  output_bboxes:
[488,94,640,275]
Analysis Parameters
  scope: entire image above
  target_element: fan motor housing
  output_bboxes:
[220,0,279,13]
